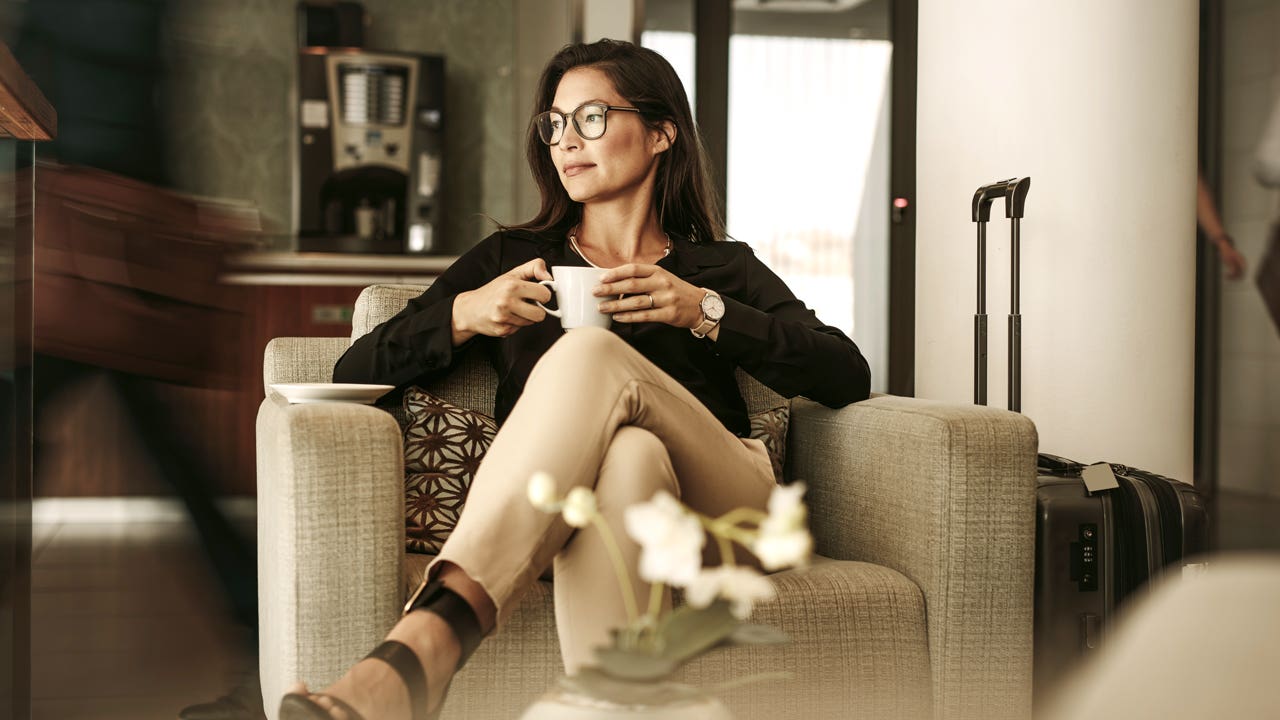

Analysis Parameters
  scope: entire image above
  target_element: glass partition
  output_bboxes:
[0,135,34,720]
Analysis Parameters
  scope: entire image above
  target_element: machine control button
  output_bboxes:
[386,143,399,156]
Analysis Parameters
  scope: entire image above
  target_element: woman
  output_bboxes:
[281,39,871,720]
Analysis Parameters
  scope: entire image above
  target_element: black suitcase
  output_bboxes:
[968,178,1210,707]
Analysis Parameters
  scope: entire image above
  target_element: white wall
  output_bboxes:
[1217,0,1280,497]
[583,0,635,43]
[916,0,1200,480]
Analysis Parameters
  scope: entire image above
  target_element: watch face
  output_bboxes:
[702,293,725,321]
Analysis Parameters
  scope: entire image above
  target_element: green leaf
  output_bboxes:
[726,623,790,646]
[592,645,679,682]
[655,601,739,663]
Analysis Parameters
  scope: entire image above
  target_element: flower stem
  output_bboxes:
[716,533,736,567]
[701,515,757,554]
[589,513,640,625]
[644,579,665,627]
[715,507,768,527]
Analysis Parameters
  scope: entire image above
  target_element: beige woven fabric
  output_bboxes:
[405,555,932,720]
[736,368,786,416]
[262,337,350,391]
[791,394,1038,720]
[256,394,406,714]
[352,284,424,340]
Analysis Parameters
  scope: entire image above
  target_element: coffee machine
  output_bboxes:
[295,48,445,254]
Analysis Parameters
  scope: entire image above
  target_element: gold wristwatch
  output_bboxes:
[691,289,725,338]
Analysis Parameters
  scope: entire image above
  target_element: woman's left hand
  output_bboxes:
[594,264,704,329]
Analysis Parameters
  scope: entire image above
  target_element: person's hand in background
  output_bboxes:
[1198,173,1248,281]
[1210,233,1248,281]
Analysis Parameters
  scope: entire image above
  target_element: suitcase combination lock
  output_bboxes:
[1070,524,1099,592]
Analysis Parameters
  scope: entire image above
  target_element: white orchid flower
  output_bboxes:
[527,471,560,512]
[752,483,813,570]
[562,486,598,528]
[624,490,705,588]
[766,482,807,530]
[686,566,776,619]
[753,526,813,571]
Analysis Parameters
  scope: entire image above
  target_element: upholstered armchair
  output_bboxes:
[257,284,1038,720]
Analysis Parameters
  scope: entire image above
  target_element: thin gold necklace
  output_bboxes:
[568,228,671,269]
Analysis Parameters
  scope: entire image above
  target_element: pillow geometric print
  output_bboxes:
[402,386,497,555]
[749,405,790,484]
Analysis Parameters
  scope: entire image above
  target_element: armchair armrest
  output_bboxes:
[262,337,351,391]
[256,393,405,716]
[789,394,1038,720]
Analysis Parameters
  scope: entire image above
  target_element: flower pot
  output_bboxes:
[518,675,734,720]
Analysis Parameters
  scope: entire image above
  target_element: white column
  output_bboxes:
[915,0,1200,480]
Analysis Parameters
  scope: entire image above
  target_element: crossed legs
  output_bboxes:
[285,327,776,717]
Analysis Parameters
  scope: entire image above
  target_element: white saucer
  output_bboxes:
[270,383,394,405]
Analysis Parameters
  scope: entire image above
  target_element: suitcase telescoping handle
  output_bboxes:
[971,176,1031,411]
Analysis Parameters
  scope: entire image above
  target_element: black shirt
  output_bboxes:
[332,229,871,437]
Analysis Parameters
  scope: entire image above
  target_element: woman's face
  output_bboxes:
[548,67,669,206]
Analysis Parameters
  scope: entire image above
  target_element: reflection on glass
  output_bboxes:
[643,0,891,389]
[0,136,33,720]
[642,31,696,111]
[728,2,891,389]
[641,0,696,111]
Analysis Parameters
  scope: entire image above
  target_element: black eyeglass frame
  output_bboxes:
[534,102,643,146]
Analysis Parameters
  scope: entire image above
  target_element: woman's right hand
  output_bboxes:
[451,259,554,344]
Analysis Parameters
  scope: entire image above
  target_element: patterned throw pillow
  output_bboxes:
[402,387,497,554]
[749,406,790,483]
[401,387,791,554]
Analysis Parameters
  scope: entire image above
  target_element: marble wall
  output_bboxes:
[162,0,519,253]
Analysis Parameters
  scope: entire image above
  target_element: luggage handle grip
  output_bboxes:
[971,177,1031,222]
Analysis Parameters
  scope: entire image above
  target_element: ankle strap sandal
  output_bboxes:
[400,578,485,669]
[278,580,485,720]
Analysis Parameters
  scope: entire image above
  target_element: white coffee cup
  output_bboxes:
[536,266,611,330]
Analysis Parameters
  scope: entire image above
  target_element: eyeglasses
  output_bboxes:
[534,102,642,146]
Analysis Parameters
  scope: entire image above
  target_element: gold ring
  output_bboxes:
[647,294,655,309]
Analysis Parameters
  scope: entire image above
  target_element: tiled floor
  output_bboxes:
[27,489,1280,720]
[31,520,257,720]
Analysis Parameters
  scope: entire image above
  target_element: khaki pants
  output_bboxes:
[427,327,777,672]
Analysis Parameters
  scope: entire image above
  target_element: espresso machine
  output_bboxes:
[295,48,445,253]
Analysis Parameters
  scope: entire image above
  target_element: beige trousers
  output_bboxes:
[427,327,777,673]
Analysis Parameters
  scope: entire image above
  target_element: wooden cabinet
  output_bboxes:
[221,261,446,495]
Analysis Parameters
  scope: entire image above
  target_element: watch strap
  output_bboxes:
[691,317,719,338]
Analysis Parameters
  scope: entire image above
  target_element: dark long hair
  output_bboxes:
[510,39,724,243]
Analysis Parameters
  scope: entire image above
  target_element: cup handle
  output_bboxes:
[535,279,561,317]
